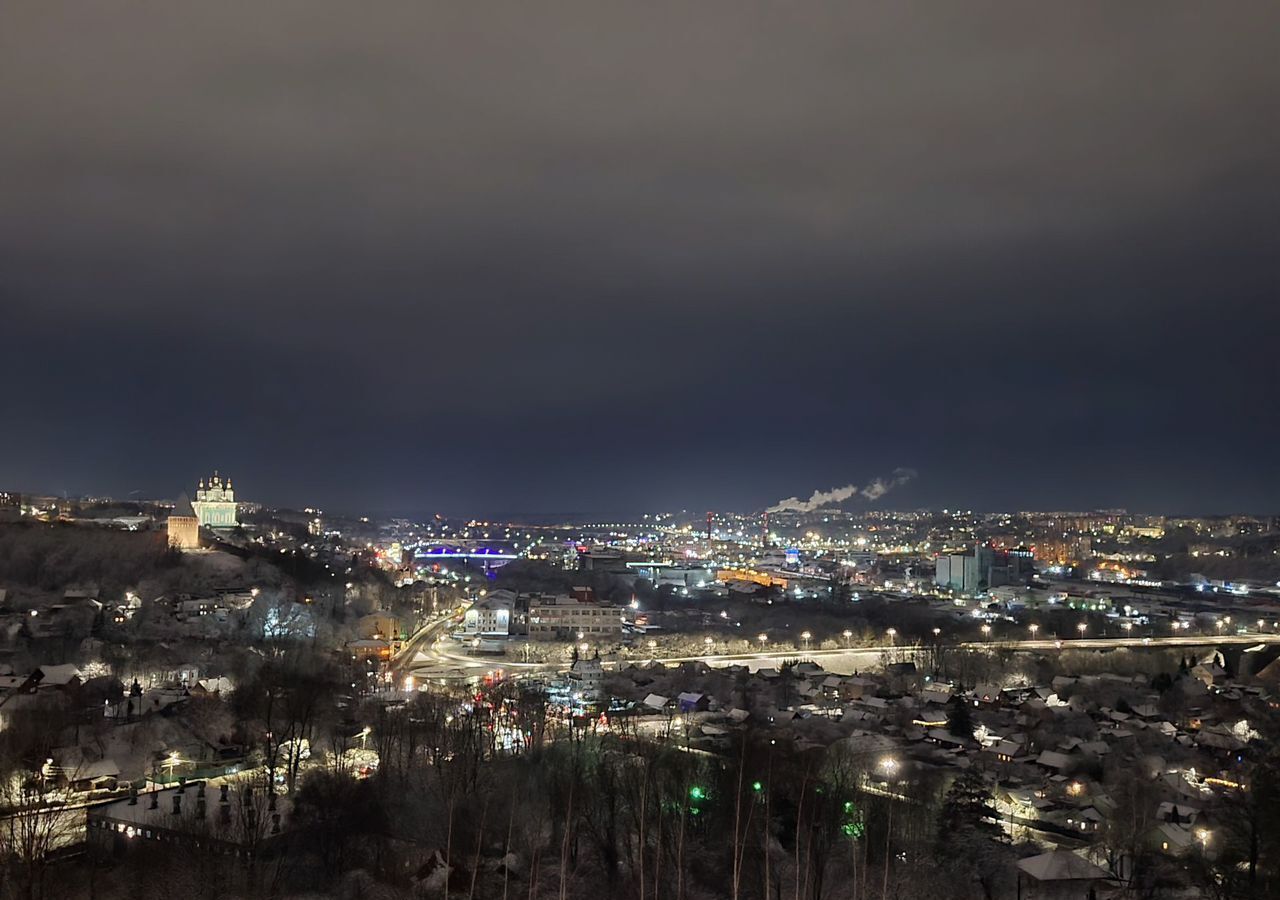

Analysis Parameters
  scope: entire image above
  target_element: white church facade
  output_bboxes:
[192,472,239,528]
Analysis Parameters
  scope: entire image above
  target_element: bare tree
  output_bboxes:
[0,769,83,900]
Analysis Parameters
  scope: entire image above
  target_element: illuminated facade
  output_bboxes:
[463,596,513,636]
[528,596,622,639]
[935,544,1032,594]
[192,472,238,529]
[166,494,200,551]
[1032,536,1092,565]
[715,568,788,589]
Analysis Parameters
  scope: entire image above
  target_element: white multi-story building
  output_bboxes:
[462,593,515,637]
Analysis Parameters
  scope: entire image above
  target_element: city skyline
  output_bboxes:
[6,6,1280,898]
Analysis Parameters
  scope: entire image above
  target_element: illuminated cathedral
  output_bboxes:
[192,472,239,528]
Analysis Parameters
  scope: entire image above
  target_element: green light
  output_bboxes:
[751,781,763,792]
[841,822,865,838]
[689,786,707,801]
[843,801,854,813]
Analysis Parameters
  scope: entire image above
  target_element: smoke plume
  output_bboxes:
[768,468,916,513]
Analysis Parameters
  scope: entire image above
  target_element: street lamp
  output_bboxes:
[1028,624,1039,638]
[980,624,991,640]
[886,628,897,645]
[801,631,812,650]
[842,629,853,646]
[1077,623,1087,638]
[932,627,941,639]
[757,633,768,651]
[878,756,899,900]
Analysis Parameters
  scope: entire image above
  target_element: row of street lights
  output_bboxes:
[724,613,1277,657]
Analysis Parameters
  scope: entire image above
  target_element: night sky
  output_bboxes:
[2,3,1278,516]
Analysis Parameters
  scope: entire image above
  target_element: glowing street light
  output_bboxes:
[932,627,941,638]
[757,633,769,650]
[1028,624,1039,638]
[801,631,812,650]
[1077,623,1087,638]
[878,754,900,899]
[842,629,853,646]
[980,624,991,639]
[886,628,897,645]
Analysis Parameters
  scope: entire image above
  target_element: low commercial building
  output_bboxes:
[528,595,622,640]
[346,638,393,661]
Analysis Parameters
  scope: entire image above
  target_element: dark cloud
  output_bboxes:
[2,2,1277,513]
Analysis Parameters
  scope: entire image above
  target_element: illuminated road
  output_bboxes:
[409,630,1280,680]
[407,626,551,680]
[661,632,1280,675]
[387,607,472,676]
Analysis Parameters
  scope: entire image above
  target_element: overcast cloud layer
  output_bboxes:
[2,2,1278,514]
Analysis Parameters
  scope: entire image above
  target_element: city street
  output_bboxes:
[408,629,1280,679]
